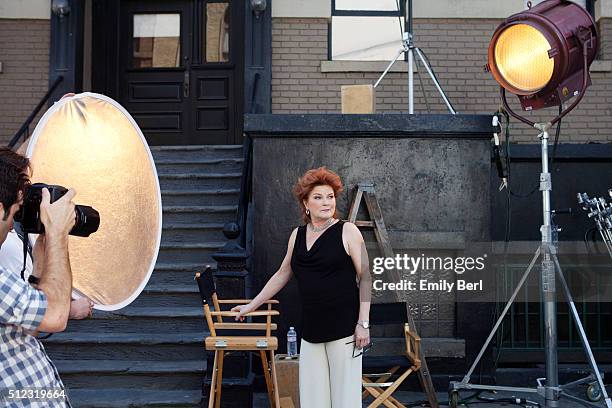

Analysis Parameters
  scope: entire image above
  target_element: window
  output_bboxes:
[330,0,406,61]
[132,14,181,68]
[205,2,230,63]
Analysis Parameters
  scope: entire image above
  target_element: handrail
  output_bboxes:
[8,76,64,149]
[235,72,260,248]
[236,136,252,248]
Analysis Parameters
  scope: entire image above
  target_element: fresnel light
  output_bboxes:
[486,0,598,116]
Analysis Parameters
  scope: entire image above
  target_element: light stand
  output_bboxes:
[449,39,611,408]
[373,0,456,114]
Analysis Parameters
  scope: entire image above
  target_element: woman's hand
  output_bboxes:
[69,298,94,320]
[230,303,254,321]
[355,324,370,349]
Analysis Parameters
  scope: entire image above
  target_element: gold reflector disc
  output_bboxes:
[26,93,162,311]
[494,24,554,93]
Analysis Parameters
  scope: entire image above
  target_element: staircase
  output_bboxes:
[43,145,244,408]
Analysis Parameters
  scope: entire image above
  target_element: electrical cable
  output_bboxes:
[415,57,431,113]
[506,104,562,198]
[584,227,597,253]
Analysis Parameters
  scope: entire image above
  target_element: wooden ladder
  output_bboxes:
[346,183,439,408]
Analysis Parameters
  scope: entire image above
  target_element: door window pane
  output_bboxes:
[133,14,181,68]
[205,3,230,63]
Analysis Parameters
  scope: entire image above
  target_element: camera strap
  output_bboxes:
[14,223,37,284]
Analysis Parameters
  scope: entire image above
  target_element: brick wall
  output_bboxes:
[0,19,49,146]
[272,18,612,143]
[601,18,612,60]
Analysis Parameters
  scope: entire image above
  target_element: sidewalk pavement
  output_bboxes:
[254,389,610,407]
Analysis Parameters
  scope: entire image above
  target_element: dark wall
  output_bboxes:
[245,113,496,368]
[490,144,612,242]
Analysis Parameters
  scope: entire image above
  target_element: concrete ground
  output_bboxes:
[254,389,610,407]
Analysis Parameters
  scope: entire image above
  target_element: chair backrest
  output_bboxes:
[195,265,216,305]
[370,302,411,326]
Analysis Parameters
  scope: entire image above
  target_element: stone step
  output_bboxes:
[66,306,205,333]
[156,242,226,264]
[150,144,243,161]
[161,222,227,243]
[149,263,214,286]
[56,360,205,390]
[67,388,202,408]
[162,205,237,224]
[158,172,242,190]
[130,284,202,307]
[43,332,206,361]
[156,158,243,174]
[161,188,240,206]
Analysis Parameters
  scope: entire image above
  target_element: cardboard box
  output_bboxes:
[275,354,300,408]
[341,84,376,114]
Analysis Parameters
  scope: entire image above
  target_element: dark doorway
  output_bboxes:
[93,0,244,145]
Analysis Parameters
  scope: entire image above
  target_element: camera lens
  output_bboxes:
[71,205,100,237]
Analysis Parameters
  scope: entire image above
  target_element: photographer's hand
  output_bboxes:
[35,188,77,333]
[39,188,77,237]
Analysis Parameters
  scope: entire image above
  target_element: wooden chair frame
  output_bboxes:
[362,323,422,408]
[195,268,281,408]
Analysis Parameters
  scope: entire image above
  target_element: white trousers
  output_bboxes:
[299,334,362,408]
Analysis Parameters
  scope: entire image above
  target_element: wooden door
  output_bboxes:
[118,0,243,145]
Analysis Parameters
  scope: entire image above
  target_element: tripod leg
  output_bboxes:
[413,47,456,114]
[461,246,541,383]
[374,47,405,88]
[552,255,612,408]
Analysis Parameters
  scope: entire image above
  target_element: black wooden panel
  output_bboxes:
[196,107,228,130]
[197,76,229,100]
[133,112,182,131]
[130,82,182,101]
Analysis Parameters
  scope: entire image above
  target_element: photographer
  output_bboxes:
[0,148,76,407]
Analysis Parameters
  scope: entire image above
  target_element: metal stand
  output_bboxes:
[449,124,611,408]
[373,0,456,114]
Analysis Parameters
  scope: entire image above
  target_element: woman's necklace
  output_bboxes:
[309,217,335,232]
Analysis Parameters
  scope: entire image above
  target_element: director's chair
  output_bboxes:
[195,266,281,408]
[362,307,422,408]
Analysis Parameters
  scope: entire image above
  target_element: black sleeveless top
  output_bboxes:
[290,221,360,343]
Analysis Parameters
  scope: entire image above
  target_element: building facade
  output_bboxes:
[1,0,611,145]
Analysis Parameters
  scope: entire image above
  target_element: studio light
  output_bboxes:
[486,0,598,112]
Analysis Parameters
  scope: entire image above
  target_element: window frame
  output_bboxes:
[329,0,407,61]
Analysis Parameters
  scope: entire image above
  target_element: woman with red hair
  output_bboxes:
[232,167,372,407]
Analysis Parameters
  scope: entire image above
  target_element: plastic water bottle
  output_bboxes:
[287,327,297,357]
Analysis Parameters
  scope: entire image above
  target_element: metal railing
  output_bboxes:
[8,76,64,149]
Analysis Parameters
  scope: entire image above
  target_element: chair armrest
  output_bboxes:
[210,310,280,317]
[217,299,279,304]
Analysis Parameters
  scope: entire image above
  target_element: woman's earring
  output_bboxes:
[306,208,310,215]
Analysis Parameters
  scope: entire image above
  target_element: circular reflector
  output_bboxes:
[494,24,554,94]
[26,93,162,311]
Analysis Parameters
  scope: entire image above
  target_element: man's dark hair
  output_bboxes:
[0,148,30,221]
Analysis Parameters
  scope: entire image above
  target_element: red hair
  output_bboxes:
[293,167,343,224]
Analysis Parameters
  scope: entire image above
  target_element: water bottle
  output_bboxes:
[287,327,297,357]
